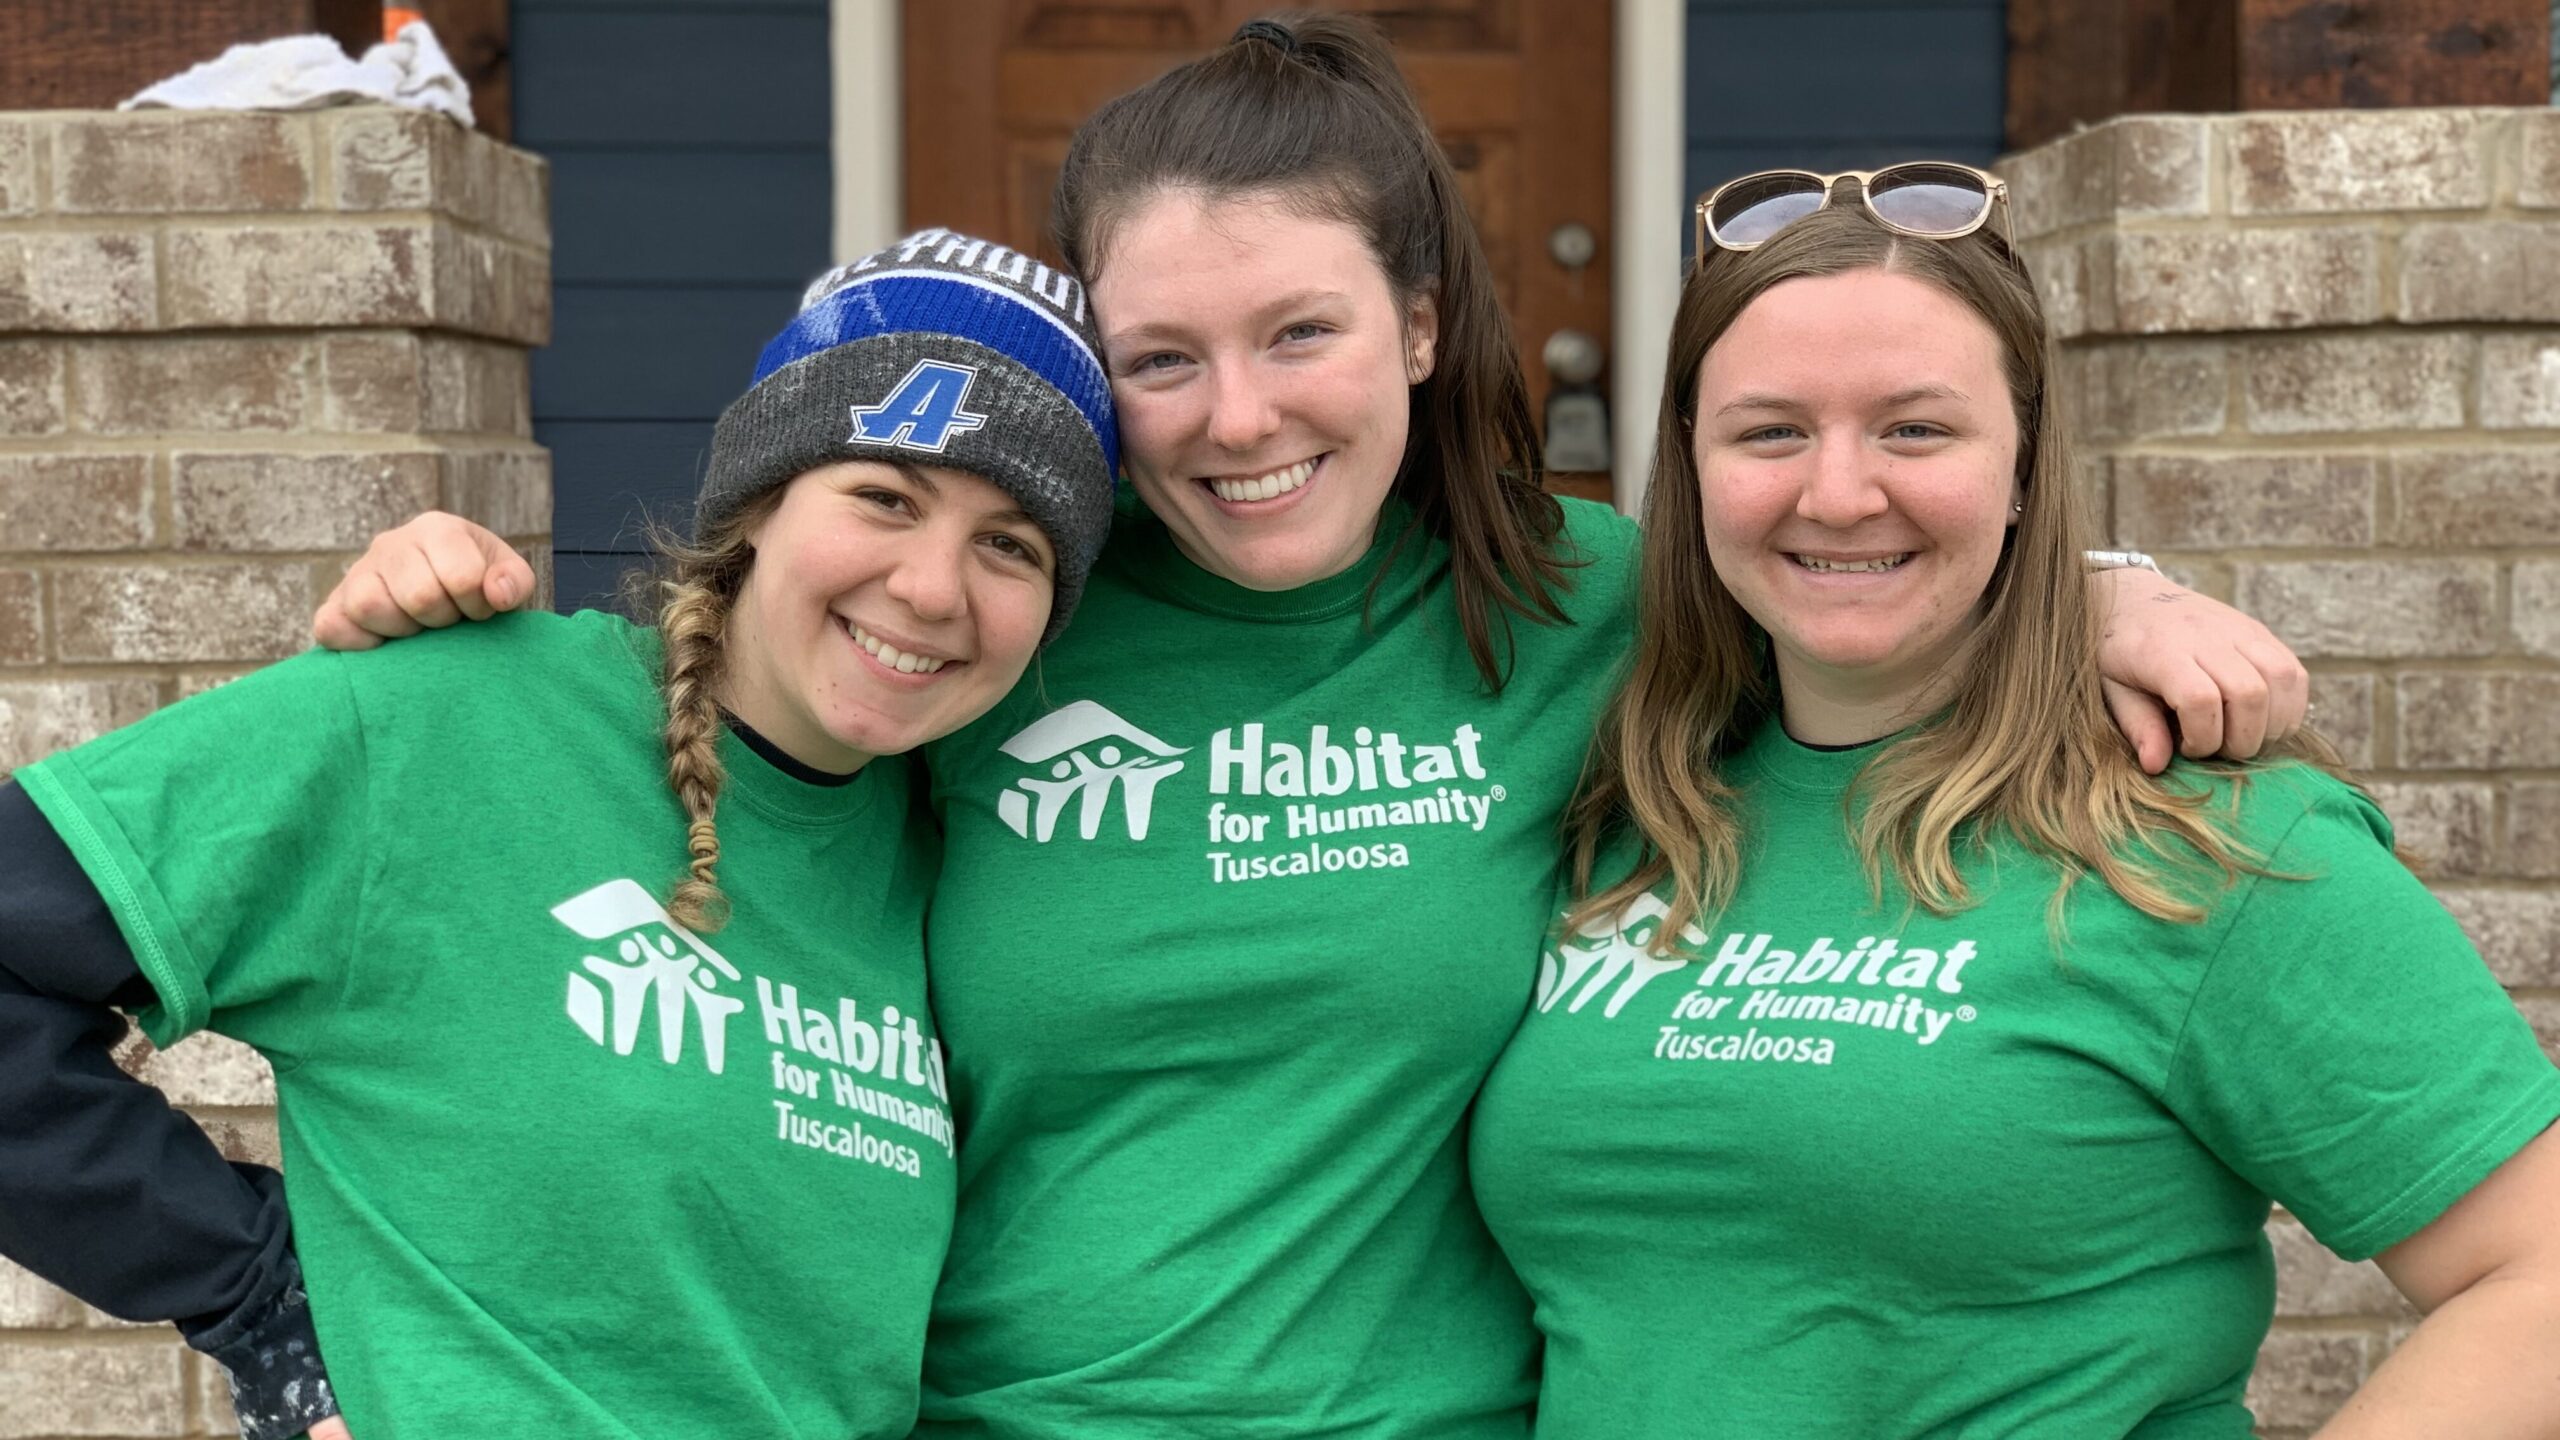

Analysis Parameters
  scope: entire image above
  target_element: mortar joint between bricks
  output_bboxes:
[2485,110,2522,213]
[2258,1316,2401,1338]
[154,209,446,236]
[0,552,398,571]
[2462,329,2482,429]
[0,1325,192,1348]
[2205,116,2228,219]
[2378,221,2404,321]
[312,109,341,217]
[180,1346,211,1432]
[0,663,240,683]
[149,221,170,335]
[149,449,171,545]
[56,334,82,435]
[2106,434,2560,456]
[164,436,457,458]
[31,113,54,218]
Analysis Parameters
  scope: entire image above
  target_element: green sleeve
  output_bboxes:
[16,649,374,1063]
[2163,772,2560,1261]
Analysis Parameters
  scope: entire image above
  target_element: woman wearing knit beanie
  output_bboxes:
[241,14,2308,1438]
[0,232,1115,1439]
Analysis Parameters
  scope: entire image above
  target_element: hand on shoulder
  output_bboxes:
[313,513,532,651]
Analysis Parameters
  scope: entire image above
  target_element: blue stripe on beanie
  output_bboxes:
[755,271,1120,479]
[702,228,1120,646]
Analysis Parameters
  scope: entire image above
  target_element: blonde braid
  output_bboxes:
[659,572,733,932]
[636,490,781,935]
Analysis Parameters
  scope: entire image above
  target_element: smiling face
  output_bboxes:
[720,461,1055,772]
[1090,190,1437,592]
[1692,266,2021,738]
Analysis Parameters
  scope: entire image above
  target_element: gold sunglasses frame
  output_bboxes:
[1693,163,2014,265]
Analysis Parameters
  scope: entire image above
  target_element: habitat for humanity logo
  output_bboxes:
[557,878,746,1075]
[1537,891,1989,1068]
[995,699,1189,842]
[1536,894,1704,1020]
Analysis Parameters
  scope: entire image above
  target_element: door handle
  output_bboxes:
[1541,328,1609,472]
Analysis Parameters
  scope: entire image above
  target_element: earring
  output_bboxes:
[2011,501,2024,515]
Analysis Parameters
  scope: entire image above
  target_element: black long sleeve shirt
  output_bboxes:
[0,780,337,1438]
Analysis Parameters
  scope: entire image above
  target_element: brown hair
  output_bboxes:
[1569,203,2347,945]
[1052,10,1570,690]
[629,491,786,933]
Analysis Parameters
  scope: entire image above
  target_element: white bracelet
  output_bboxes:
[2083,549,2163,575]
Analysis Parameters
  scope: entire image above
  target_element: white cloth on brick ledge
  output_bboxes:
[122,20,473,126]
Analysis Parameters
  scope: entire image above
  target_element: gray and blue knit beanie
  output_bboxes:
[702,228,1119,643]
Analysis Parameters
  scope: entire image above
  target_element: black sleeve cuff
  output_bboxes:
[186,1251,340,1440]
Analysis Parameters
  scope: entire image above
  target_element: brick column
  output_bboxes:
[0,107,547,1436]
[2007,107,2560,1437]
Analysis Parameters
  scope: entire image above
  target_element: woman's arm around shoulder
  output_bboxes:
[311,509,2321,775]
[310,512,537,651]
[2092,567,2311,773]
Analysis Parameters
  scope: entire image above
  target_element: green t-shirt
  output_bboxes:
[915,496,1639,1437]
[1469,719,2560,1438]
[18,610,956,1439]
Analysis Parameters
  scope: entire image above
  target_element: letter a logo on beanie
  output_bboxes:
[701,227,1120,645]
[849,359,989,454]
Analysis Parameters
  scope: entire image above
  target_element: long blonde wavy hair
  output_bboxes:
[1567,204,2346,947]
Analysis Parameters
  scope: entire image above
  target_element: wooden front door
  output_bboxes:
[902,0,1615,502]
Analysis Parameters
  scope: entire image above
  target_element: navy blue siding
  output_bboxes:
[548,153,833,285]
[1685,0,2006,260]
[515,0,832,611]
[514,10,832,146]
[541,421,724,546]
[533,287,806,418]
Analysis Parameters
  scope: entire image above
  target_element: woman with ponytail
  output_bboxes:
[0,231,1117,1439]
[305,14,2312,1436]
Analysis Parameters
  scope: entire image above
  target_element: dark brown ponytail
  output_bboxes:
[1053,11,1574,691]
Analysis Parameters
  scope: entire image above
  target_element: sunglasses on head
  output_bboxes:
[1694,162,2013,265]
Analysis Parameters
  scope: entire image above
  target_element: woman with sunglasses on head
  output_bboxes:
[1469,167,2560,1436]
[301,22,2315,1437]
[0,234,1118,1439]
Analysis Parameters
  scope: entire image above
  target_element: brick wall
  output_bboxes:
[0,107,548,1436]
[2008,106,2560,1437]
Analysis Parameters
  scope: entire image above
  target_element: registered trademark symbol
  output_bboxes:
[1957,1005,1977,1022]
[1490,785,1507,802]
